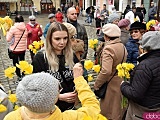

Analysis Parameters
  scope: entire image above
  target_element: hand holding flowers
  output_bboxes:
[116,63,135,108]
[29,40,44,54]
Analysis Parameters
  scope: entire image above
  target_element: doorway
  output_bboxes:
[41,0,53,14]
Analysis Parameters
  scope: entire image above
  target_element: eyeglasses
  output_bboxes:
[130,30,139,34]
[30,19,35,21]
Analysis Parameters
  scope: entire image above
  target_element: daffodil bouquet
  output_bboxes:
[84,60,101,82]
[4,61,33,79]
[29,40,44,54]
[116,63,135,108]
[89,39,98,51]
[0,16,13,36]
[0,91,19,113]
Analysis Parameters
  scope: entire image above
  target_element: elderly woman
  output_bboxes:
[32,22,79,112]
[121,31,160,120]
[94,24,128,119]
[63,22,84,61]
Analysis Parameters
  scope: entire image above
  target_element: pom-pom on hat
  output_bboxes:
[141,31,160,50]
[29,15,36,20]
[16,73,59,113]
[118,19,130,28]
[102,23,121,37]
[129,21,146,31]
[108,13,120,23]
[48,13,55,19]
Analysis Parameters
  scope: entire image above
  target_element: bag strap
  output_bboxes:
[12,30,25,51]
[107,45,125,84]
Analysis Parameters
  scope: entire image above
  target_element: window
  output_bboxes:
[20,0,33,11]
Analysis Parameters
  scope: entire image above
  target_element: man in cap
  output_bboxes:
[43,13,56,38]
[148,2,157,20]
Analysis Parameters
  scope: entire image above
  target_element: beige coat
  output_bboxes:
[94,38,128,120]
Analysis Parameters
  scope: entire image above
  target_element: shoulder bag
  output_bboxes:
[94,45,125,99]
[8,30,25,59]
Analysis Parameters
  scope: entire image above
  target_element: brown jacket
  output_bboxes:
[94,38,128,120]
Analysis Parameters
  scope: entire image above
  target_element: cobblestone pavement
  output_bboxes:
[0,15,98,93]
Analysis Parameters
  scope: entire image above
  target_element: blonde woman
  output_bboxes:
[32,22,79,111]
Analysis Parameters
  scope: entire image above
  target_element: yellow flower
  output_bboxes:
[32,49,37,54]
[0,104,7,112]
[116,63,135,80]
[88,74,93,82]
[84,60,94,70]
[97,114,107,120]
[4,66,16,79]
[16,61,33,74]
[23,64,33,74]
[146,20,156,30]
[29,44,33,50]
[92,65,101,73]
[8,94,17,103]
[39,40,44,46]
[33,41,40,50]
[14,105,19,110]
[89,43,94,49]
[93,39,98,44]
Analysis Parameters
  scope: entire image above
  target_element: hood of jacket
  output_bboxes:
[14,22,26,31]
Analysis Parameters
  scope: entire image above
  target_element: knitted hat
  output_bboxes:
[63,22,77,37]
[108,13,120,23]
[118,19,130,28]
[102,23,121,37]
[141,31,160,50]
[129,21,146,31]
[29,15,36,20]
[48,13,55,19]
[16,73,59,113]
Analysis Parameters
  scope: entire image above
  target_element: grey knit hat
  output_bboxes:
[16,73,59,113]
[141,31,160,50]
[108,13,120,23]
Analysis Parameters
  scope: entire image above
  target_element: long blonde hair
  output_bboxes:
[45,22,74,72]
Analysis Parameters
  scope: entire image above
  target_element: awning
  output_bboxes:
[0,0,18,2]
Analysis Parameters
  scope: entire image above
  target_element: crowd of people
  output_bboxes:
[0,2,160,120]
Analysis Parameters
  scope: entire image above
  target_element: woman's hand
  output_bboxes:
[73,63,83,78]
[59,92,78,103]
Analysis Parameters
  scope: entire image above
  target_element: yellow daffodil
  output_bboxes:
[8,94,17,103]
[16,61,33,74]
[32,49,37,54]
[23,64,33,74]
[33,41,41,50]
[83,115,92,120]
[92,65,101,73]
[116,63,134,80]
[14,105,19,110]
[84,60,94,70]
[93,39,98,44]
[89,39,98,50]
[146,20,156,30]
[88,74,93,82]
[4,66,16,79]
[97,114,107,120]
[29,44,33,50]
[39,40,44,46]
[0,104,7,112]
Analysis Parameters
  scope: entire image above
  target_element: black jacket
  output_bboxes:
[32,51,79,111]
[121,50,160,109]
